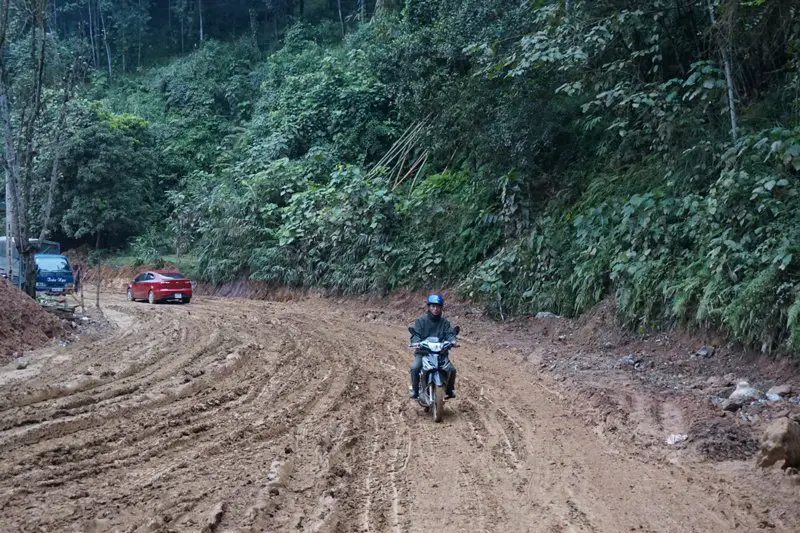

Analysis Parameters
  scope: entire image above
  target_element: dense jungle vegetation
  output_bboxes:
[2,0,800,355]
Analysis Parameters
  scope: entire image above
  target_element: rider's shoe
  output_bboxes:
[445,391,456,399]
[409,391,419,399]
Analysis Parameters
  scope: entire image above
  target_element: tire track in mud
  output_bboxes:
[361,413,381,532]
[385,404,410,532]
[214,310,408,533]
[0,299,345,531]
[1,293,798,532]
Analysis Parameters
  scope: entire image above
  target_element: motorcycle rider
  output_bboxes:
[408,293,457,400]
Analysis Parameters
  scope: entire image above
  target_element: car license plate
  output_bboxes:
[174,293,182,299]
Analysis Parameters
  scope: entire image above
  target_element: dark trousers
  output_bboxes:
[410,354,456,395]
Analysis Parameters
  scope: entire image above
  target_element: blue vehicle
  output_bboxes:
[1,237,61,288]
[34,254,75,295]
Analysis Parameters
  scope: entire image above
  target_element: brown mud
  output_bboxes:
[1,290,799,532]
[0,278,65,363]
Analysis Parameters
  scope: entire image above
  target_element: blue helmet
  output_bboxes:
[426,293,444,306]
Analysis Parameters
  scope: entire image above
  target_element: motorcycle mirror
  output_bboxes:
[453,325,460,335]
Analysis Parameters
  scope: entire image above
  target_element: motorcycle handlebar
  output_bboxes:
[408,342,458,349]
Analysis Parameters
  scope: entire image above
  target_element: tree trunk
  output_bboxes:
[21,251,35,298]
[38,62,74,243]
[88,0,97,67]
[721,51,737,142]
[707,0,738,143]
[249,8,259,48]
[0,92,22,244]
[137,0,143,69]
[1,64,34,297]
[1,0,66,297]
[198,0,204,43]
[1,116,20,242]
[337,0,344,37]
[99,5,112,80]
[180,8,185,53]
[18,20,47,218]
[374,0,395,19]
[37,134,65,242]
[4,176,13,283]
[273,4,278,40]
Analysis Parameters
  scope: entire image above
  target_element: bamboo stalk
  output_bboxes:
[368,115,433,178]
[369,121,425,175]
[394,151,428,190]
[408,154,428,193]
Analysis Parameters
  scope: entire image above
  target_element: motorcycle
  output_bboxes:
[409,325,459,422]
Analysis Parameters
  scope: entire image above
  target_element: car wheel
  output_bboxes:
[127,288,134,302]
[182,298,191,304]
[148,290,157,305]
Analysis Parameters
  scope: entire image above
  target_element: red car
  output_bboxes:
[127,270,193,304]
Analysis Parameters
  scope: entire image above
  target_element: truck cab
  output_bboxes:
[34,254,74,295]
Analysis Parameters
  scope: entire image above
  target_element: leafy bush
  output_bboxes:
[463,163,800,353]
[251,166,395,293]
[131,228,173,266]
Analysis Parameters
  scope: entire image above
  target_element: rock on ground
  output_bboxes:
[767,384,793,398]
[729,381,761,402]
[756,417,800,469]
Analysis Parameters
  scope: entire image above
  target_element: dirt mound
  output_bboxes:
[0,278,64,363]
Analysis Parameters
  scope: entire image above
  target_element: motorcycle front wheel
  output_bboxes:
[431,384,445,422]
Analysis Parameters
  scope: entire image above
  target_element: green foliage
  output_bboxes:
[14,0,800,357]
[393,169,504,286]
[190,165,283,285]
[464,162,800,352]
[131,226,174,266]
[249,38,396,163]
[253,166,395,293]
[54,102,161,244]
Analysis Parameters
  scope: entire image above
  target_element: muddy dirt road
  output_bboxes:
[1,292,797,532]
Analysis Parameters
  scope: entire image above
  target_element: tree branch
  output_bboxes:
[39,59,78,242]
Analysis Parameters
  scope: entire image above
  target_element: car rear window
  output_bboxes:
[36,256,70,271]
[160,272,186,279]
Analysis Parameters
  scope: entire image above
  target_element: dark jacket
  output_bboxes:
[410,311,456,355]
